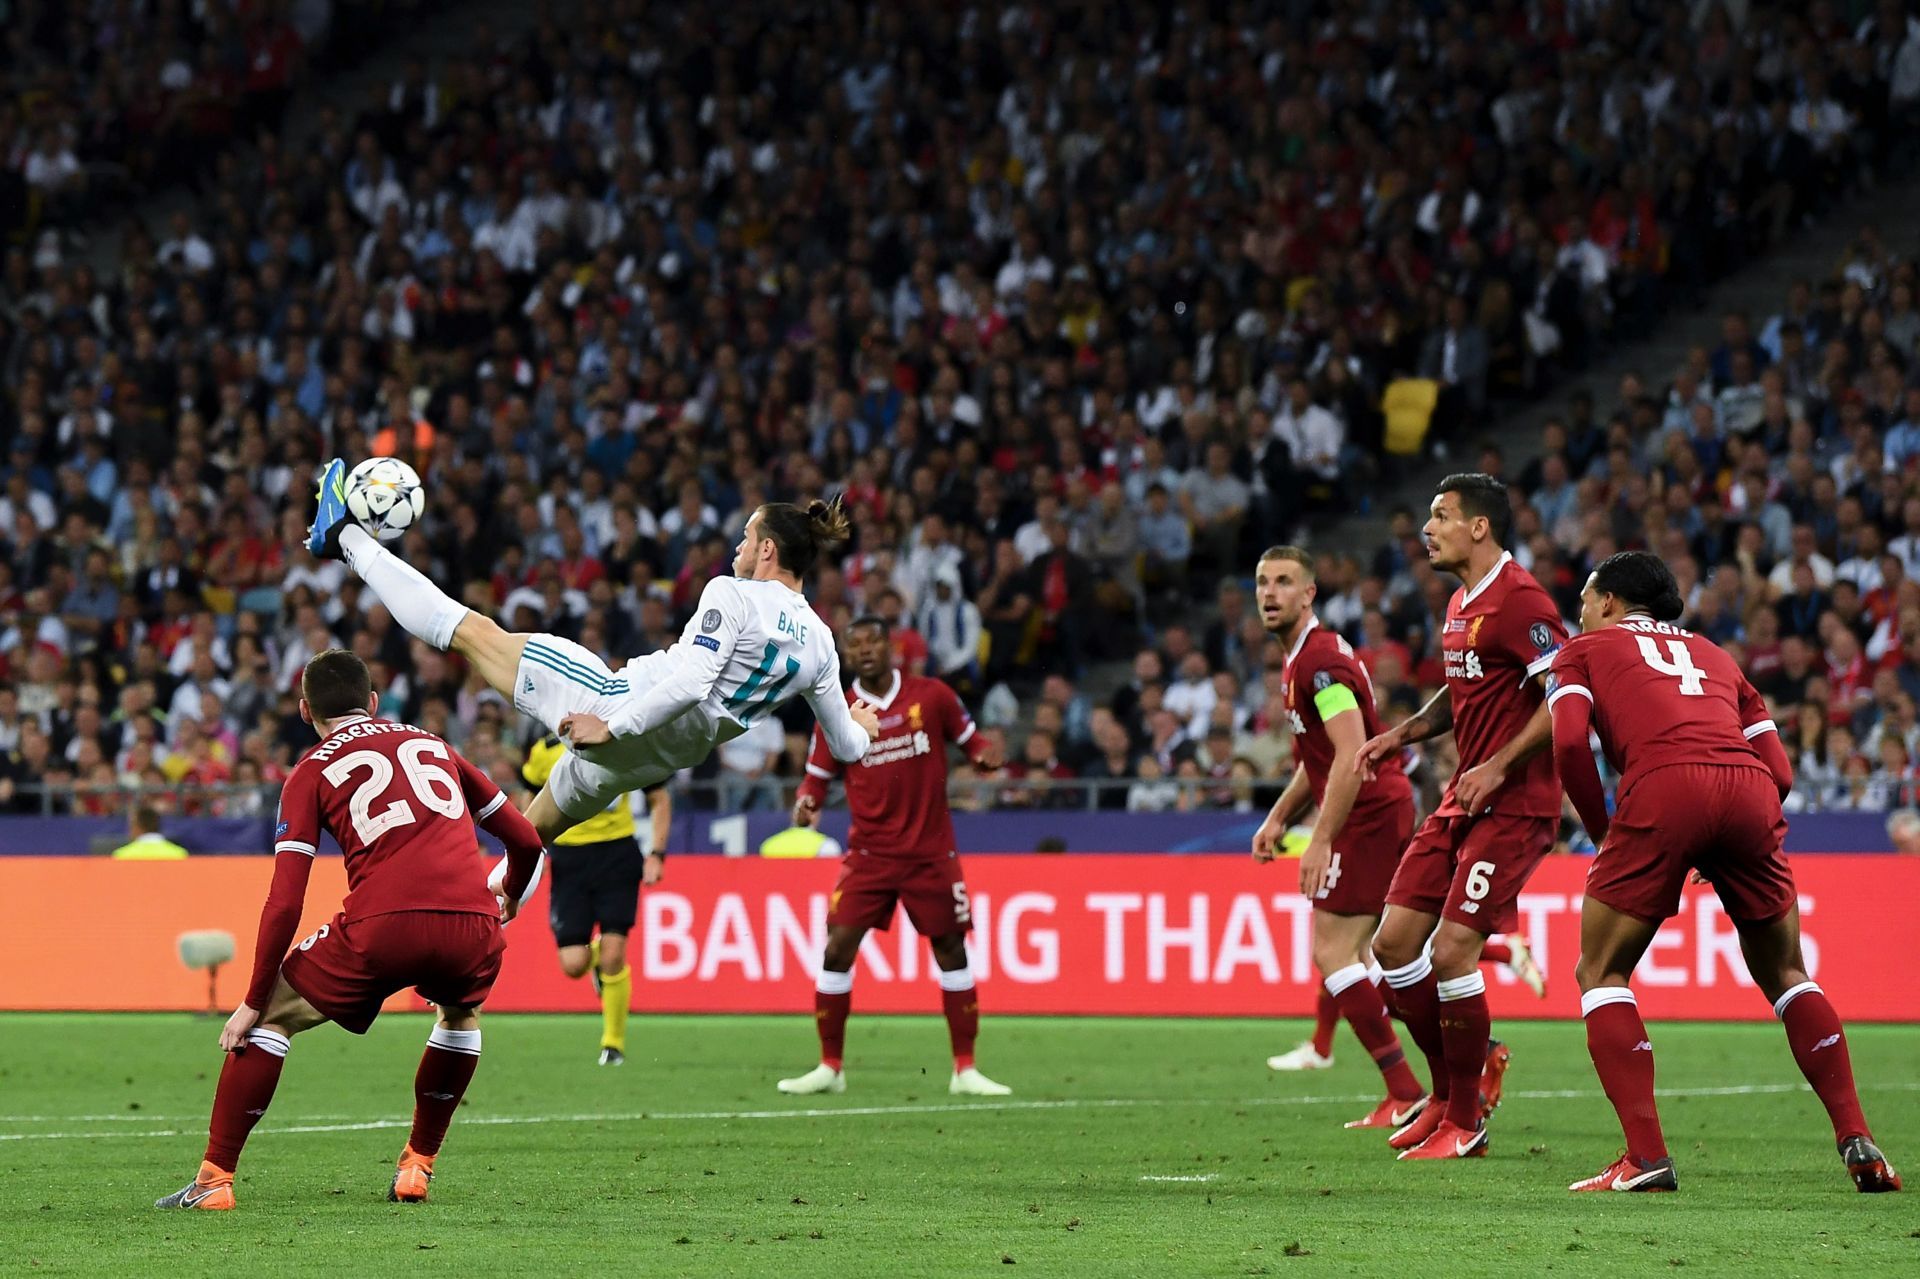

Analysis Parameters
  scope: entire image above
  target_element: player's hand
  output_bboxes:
[849,699,881,739]
[1251,815,1285,863]
[643,852,664,886]
[219,1003,261,1053]
[1354,730,1401,781]
[1298,837,1333,899]
[1454,759,1507,814]
[976,739,1005,771]
[1687,867,1710,887]
[558,712,611,748]
[791,794,820,829]
[496,888,520,924]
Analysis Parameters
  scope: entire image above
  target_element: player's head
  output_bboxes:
[1253,546,1316,636]
[1581,550,1685,632]
[740,496,851,581]
[299,648,376,730]
[846,613,892,683]
[1425,472,1512,574]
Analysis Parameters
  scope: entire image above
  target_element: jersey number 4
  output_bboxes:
[726,640,800,722]
[321,739,466,843]
[1634,636,1705,696]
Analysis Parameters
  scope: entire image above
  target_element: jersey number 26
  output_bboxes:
[321,739,466,843]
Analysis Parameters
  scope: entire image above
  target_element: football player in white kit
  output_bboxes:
[307,457,879,843]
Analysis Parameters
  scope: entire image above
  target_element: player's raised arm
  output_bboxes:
[587,578,742,744]
[804,650,874,763]
[453,748,542,905]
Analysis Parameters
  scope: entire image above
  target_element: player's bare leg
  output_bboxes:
[1568,898,1677,1191]
[1370,906,1452,1151]
[393,1001,485,1203]
[1735,906,1900,1192]
[779,925,864,1094]
[523,779,577,846]
[1310,912,1424,1128]
[930,932,1009,1096]
[157,976,327,1210]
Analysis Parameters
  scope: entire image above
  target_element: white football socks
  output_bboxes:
[340,525,469,650]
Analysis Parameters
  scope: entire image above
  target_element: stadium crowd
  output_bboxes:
[6,0,1920,819]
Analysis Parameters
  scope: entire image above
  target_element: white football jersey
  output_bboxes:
[597,576,870,771]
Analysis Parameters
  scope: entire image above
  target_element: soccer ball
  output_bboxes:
[344,456,426,542]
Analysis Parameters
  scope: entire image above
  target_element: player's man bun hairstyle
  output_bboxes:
[1436,472,1513,550]
[301,648,374,721]
[1591,550,1685,622]
[759,496,851,578]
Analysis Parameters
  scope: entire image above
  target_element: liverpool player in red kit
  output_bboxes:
[1356,474,1568,1160]
[1549,552,1900,1194]
[778,615,1007,1097]
[1249,547,1428,1129]
[156,650,543,1210]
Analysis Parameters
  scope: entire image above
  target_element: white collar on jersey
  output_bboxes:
[853,670,903,710]
[1458,550,1515,609]
[1285,613,1320,667]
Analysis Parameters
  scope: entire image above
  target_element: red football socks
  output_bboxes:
[204,1028,290,1172]
[1776,983,1870,1144]
[1311,985,1339,1058]
[1582,988,1667,1161]
[815,970,854,1071]
[410,1028,482,1157]
[940,974,980,1073]
[1381,956,1449,1103]
[1481,939,1513,965]
[1327,965,1423,1102]
[1437,971,1492,1129]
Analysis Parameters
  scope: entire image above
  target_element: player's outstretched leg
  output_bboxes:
[1483,933,1547,999]
[780,928,861,1095]
[1268,986,1338,1071]
[158,978,326,1210]
[394,1011,484,1203]
[1737,910,1901,1193]
[932,934,1009,1096]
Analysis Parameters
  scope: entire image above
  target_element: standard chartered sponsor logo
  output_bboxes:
[859,731,932,767]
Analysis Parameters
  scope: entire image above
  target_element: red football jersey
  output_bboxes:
[798,671,989,856]
[1548,618,1776,789]
[1436,553,1568,818]
[274,714,509,921]
[1282,616,1411,816]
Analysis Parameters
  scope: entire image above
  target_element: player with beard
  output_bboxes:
[1250,547,1429,1129]
[1355,474,1569,1160]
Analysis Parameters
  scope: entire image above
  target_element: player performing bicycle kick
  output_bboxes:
[305,458,879,844]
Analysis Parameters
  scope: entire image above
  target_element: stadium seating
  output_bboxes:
[4,0,1919,819]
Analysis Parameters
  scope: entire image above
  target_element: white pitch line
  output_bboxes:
[1140,1174,1217,1183]
[3,1081,1917,1145]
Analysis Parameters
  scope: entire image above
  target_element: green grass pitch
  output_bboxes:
[2,1013,1916,1276]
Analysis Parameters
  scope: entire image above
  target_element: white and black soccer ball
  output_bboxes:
[344,456,426,542]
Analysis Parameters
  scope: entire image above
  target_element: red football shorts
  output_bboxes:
[1314,797,1414,916]
[828,849,972,936]
[281,909,506,1035]
[1587,763,1795,926]
[1386,810,1555,934]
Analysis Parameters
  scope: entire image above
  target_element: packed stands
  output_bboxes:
[6,0,1920,817]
